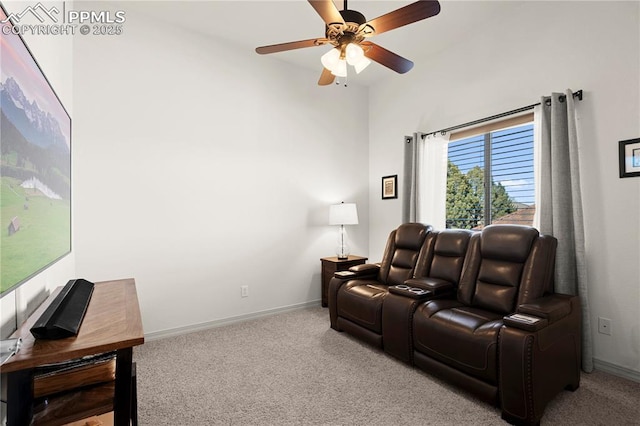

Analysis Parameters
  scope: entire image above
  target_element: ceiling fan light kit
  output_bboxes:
[321,43,370,78]
[255,0,441,86]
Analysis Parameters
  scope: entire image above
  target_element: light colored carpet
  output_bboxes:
[134,307,639,425]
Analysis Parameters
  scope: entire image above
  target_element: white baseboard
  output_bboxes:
[144,299,322,341]
[593,358,640,383]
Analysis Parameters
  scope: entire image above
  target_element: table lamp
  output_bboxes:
[329,202,359,259]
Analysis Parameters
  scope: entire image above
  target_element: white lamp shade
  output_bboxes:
[329,203,359,225]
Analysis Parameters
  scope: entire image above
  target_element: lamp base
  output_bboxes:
[336,225,350,260]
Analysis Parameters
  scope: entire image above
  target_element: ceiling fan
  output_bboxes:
[255,0,441,86]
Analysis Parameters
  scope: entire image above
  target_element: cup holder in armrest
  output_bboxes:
[388,285,432,299]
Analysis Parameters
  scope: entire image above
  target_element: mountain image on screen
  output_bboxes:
[1,77,68,152]
[0,77,70,200]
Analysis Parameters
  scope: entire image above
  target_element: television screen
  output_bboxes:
[0,5,71,296]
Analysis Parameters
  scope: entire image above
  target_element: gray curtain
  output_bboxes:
[402,133,419,223]
[538,90,593,372]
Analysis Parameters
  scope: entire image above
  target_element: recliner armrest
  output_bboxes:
[404,277,455,296]
[334,263,380,279]
[503,313,549,331]
[517,294,572,325]
[504,294,574,332]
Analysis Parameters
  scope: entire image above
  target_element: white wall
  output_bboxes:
[72,6,369,336]
[369,1,640,375]
[0,0,75,338]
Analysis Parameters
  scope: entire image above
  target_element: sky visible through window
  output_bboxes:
[449,123,534,206]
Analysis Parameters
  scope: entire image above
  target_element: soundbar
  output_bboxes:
[30,279,95,340]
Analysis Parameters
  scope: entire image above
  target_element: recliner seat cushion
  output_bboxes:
[413,299,503,384]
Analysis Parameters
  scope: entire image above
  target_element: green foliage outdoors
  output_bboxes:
[446,161,515,229]
[0,176,71,293]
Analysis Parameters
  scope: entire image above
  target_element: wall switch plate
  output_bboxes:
[598,317,612,335]
[241,285,249,298]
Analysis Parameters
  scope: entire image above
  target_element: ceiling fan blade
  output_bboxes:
[256,38,329,55]
[362,42,414,74]
[365,0,440,36]
[308,0,345,26]
[318,68,335,86]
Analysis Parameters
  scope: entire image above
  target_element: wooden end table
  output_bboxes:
[2,278,144,426]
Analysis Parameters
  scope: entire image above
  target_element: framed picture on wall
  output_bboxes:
[382,175,398,199]
[619,138,640,178]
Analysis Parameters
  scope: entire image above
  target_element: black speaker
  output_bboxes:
[30,279,95,340]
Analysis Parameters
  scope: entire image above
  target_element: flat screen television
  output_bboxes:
[0,4,71,297]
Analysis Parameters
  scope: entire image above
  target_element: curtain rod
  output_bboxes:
[420,90,583,139]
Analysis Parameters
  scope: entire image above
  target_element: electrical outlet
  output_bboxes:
[241,285,249,298]
[598,317,612,335]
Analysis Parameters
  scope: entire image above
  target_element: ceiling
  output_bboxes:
[123,1,526,86]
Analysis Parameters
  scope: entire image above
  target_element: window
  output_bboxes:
[446,122,534,229]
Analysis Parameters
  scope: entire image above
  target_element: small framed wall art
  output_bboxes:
[382,175,398,199]
[619,138,640,178]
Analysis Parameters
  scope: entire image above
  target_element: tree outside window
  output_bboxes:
[446,124,534,229]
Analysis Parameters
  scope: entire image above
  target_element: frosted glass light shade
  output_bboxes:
[345,43,364,65]
[354,57,371,74]
[321,48,340,70]
[331,59,347,77]
[329,203,359,225]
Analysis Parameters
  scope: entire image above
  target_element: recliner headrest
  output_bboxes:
[434,230,472,256]
[480,225,538,263]
[395,223,431,251]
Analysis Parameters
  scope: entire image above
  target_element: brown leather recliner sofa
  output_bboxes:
[328,224,581,426]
